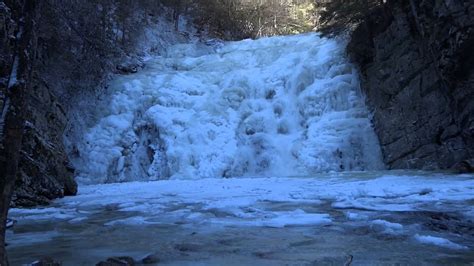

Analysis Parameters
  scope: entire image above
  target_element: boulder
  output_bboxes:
[29,257,61,266]
[453,159,474,173]
[116,58,144,74]
[141,254,160,264]
[96,256,135,266]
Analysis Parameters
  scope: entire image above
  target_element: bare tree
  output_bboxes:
[189,0,315,40]
[315,0,386,35]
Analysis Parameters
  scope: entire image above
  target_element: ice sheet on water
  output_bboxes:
[104,216,156,226]
[6,231,60,247]
[414,234,468,250]
[9,174,473,233]
[72,33,384,184]
[7,173,474,251]
[370,219,404,235]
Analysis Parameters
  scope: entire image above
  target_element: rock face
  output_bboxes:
[349,0,474,170]
[11,76,77,207]
[1,1,76,207]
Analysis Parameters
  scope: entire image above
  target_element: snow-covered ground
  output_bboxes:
[7,172,474,264]
[71,33,384,184]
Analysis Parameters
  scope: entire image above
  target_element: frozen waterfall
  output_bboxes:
[72,33,384,184]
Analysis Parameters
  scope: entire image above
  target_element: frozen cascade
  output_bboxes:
[73,33,385,184]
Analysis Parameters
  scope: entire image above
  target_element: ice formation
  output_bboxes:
[73,33,384,183]
[9,173,474,264]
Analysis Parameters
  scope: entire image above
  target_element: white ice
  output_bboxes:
[370,219,404,235]
[9,174,474,236]
[415,234,469,250]
[72,33,384,184]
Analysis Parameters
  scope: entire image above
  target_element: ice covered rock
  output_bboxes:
[6,218,16,229]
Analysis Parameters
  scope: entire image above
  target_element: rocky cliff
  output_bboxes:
[11,76,78,207]
[1,2,77,207]
[1,1,197,207]
[349,0,474,170]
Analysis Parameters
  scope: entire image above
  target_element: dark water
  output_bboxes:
[7,206,474,265]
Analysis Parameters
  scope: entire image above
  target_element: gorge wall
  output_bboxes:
[1,1,184,206]
[1,2,76,207]
[349,0,474,170]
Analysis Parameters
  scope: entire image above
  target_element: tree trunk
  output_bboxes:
[0,0,37,264]
[173,1,181,31]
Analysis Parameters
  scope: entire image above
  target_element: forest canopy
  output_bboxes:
[162,0,386,38]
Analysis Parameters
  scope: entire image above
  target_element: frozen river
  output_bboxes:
[7,171,474,265]
[7,33,473,265]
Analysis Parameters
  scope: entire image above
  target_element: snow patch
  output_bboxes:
[254,210,332,228]
[414,234,468,250]
[7,55,19,89]
[370,219,404,234]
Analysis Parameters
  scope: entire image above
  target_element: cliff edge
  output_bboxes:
[349,0,474,170]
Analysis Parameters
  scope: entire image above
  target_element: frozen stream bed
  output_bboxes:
[7,171,474,265]
[10,32,473,265]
